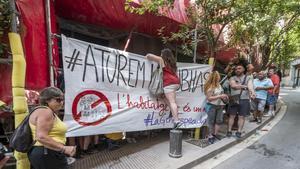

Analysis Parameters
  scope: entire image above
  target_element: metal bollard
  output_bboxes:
[169,129,182,158]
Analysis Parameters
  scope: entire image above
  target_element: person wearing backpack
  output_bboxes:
[28,87,76,169]
[146,48,182,129]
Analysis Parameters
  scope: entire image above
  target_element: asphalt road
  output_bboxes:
[213,88,300,169]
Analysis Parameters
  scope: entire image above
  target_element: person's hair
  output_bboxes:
[269,67,276,72]
[161,48,177,72]
[39,87,63,106]
[235,63,246,73]
[204,71,221,95]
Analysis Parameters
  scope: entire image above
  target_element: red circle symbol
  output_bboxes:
[72,90,112,126]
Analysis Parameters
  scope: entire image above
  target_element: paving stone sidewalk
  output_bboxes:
[70,101,283,169]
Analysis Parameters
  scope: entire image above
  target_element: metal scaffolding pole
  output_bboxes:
[9,0,17,33]
[193,27,197,63]
[45,0,55,86]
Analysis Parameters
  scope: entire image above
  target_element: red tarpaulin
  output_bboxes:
[55,0,189,37]
[0,65,12,104]
[0,0,59,103]
[216,48,237,63]
[16,0,59,90]
[0,0,236,103]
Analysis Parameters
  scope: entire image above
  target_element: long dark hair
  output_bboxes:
[161,48,177,72]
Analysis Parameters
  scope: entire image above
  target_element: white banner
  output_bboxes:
[62,35,211,137]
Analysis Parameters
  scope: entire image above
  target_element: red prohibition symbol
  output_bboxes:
[72,90,112,126]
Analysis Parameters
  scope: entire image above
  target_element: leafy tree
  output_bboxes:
[125,0,300,70]
[126,0,251,61]
[126,0,248,57]
[0,0,10,57]
[276,23,300,72]
[229,0,300,69]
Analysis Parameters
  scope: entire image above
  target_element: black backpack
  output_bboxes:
[9,106,48,153]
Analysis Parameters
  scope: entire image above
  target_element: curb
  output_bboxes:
[179,100,285,169]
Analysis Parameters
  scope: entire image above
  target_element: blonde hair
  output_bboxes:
[204,71,221,95]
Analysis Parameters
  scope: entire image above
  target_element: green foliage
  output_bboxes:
[230,0,300,69]
[0,0,10,57]
[126,0,253,58]
[125,0,300,69]
[125,0,174,15]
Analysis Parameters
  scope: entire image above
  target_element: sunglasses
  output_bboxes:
[54,97,64,103]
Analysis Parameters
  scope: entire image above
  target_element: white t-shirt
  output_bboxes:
[207,86,225,106]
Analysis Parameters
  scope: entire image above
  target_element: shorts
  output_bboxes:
[228,99,250,117]
[163,84,180,93]
[251,98,266,112]
[207,104,224,125]
[267,94,278,105]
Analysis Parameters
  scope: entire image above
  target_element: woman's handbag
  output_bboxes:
[148,64,164,96]
[9,106,48,153]
[228,94,241,106]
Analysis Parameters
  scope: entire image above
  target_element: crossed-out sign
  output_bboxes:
[72,90,112,126]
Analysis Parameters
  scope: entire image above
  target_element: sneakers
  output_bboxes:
[168,111,173,118]
[257,117,262,124]
[270,111,275,117]
[235,132,242,139]
[226,131,232,137]
[249,118,258,123]
[173,121,183,129]
[265,109,277,117]
[66,157,76,165]
[208,137,215,144]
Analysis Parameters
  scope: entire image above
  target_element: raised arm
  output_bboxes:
[145,53,165,67]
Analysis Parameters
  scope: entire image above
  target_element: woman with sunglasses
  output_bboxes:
[28,87,76,169]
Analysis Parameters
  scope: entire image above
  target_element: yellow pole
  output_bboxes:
[0,101,6,107]
[208,57,215,66]
[194,57,215,140]
[9,32,30,169]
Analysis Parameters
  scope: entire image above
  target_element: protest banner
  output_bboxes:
[62,35,211,137]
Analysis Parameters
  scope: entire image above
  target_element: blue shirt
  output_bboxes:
[253,78,274,100]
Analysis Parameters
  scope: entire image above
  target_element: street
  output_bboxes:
[199,88,300,169]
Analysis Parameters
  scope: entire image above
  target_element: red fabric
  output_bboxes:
[216,47,237,63]
[268,74,280,94]
[0,29,12,104]
[0,65,12,104]
[55,0,235,63]
[16,0,59,90]
[163,67,180,87]
[55,0,186,37]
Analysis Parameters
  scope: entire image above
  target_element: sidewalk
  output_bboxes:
[70,101,284,169]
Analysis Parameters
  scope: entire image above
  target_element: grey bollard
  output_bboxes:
[169,129,182,158]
